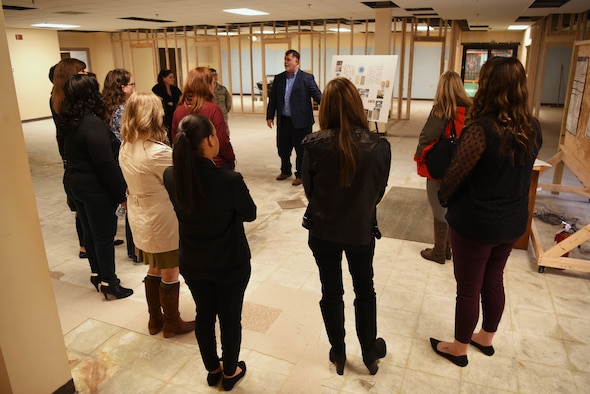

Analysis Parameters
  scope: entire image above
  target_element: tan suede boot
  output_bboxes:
[420,219,448,264]
[159,281,195,338]
[144,275,164,335]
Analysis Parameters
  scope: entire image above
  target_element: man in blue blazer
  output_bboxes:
[266,49,322,186]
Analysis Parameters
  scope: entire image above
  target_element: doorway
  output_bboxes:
[158,48,181,86]
[461,43,518,96]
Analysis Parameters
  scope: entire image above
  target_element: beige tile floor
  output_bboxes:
[23,101,590,393]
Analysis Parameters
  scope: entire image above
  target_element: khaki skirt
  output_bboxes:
[136,248,179,269]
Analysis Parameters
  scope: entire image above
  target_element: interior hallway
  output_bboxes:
[23,100,590,393]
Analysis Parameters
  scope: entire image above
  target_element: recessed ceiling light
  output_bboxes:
[223,8,268,16]
[31,23,80,29]
[508,25,529,30]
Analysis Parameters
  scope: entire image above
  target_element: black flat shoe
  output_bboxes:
[207,370,223,386]
[329,348,346,375]
[100,282,133,300]
[79,251,88,259]
[90,275,100,292]
[222,361,246,391]
[430,338,468,367]
[470,340,495,356]
[113,239,124,246]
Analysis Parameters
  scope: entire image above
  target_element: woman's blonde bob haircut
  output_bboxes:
[120,92,168,144]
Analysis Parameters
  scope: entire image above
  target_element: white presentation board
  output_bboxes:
[330,55,398,124]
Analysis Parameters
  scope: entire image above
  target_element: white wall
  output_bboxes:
[57,31,115,87]
[6,28,60,120]
[541,45,572,105]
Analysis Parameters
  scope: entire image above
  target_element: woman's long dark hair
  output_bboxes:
[102,68,131,123]
[468,56,539,164]
[58,74,105,130]
[172,113,215,212]
[318,77,368,187]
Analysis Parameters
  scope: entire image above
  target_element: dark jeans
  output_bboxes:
[277,116,311,178]
[308,235,377,358]
[450,227,516,343]
[186,269,250,376]
[65,185,119,284]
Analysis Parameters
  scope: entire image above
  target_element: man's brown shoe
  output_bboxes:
[292,178,303,186]
[276,173,291,181]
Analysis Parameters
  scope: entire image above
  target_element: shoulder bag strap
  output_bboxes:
[449,119,457,142]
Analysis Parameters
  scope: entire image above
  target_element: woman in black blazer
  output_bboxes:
[163,114,256,391]
[59,74,132,300]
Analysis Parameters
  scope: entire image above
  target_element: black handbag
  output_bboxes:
[425,120,457,180]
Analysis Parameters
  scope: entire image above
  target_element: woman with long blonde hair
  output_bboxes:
[414,71,472,264]
[302,77,391,375]
[119,92,194,338]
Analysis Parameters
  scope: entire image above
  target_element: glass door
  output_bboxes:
[461,44,518,96]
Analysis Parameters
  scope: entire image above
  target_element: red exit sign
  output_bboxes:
[15,34,23,40]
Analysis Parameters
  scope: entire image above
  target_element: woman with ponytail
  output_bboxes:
[301,77,391,375]
[163,114,256,390]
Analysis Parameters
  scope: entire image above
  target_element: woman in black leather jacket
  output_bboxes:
[301,77,391,375]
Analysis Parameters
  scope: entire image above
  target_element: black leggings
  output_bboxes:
[186,271,250,376]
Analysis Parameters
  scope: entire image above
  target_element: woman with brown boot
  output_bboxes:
[119,91,194,337]
[414,71,471,264]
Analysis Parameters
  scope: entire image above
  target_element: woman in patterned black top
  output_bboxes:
[430,57,542,367]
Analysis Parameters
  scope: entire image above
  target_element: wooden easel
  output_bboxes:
[530,40,590,273]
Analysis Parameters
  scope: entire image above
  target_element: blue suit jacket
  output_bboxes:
[266,69,322,130]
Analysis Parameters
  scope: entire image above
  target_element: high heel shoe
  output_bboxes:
[430,338,468,367]
[90,275,100,292]
[100,282,133,300]
[363,337,387,375]
[329,348,346,375]
[470,340,495,356]
[222,361,246,391]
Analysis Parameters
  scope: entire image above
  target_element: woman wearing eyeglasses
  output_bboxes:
[103,69,138,263]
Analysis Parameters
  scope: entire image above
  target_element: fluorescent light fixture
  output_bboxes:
[217,31,238,36]
[32,23,80,29]
[328,28,351,32]
[508,25,529,30]
[223,8,268,16]
[417,26,433,31]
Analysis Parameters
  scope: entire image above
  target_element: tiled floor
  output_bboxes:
[23,101,590,393]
